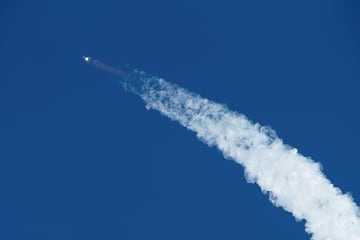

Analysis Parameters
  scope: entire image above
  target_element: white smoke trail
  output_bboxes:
[134,75,360,240]
[85,57,360,239]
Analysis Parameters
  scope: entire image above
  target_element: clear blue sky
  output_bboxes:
[1,1,359,239]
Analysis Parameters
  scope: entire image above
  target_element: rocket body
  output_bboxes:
[82,56,127,79]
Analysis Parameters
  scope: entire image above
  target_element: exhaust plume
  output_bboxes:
[86,58,360,240]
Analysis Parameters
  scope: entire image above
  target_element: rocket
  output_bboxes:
[82,56,90,62]
[82,56,127,79]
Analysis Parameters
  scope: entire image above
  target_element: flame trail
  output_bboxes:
[85,57,360,240]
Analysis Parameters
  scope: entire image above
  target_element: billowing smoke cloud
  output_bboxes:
[86,59,360,239]
[138,75,360,240]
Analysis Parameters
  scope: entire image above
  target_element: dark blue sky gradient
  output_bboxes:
[1,1,360,239]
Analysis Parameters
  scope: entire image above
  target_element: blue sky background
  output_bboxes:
[1,1,359,239]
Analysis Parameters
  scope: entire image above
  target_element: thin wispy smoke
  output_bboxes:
[86,59,360,239]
